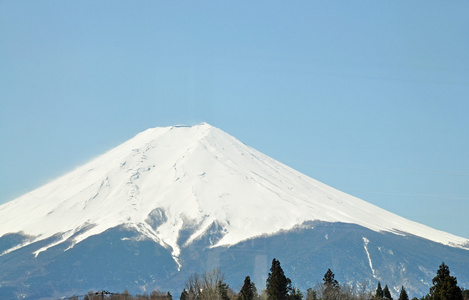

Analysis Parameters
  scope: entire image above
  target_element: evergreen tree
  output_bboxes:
[376,282,384,299]
[429,262,463,300]
[398,286,409,300]
[218,281,230,300]
[180,290,189,300]
[266,258,292,300]
[322,269,339,300]
[239,276,257,300]
[322,269,339,288]
[383,285,392,300]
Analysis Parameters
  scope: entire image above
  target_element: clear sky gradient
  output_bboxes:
[1,2,468,238]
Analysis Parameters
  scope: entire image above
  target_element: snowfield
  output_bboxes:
[1,123,468,261]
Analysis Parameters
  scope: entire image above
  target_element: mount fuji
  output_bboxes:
[1,123,468,299]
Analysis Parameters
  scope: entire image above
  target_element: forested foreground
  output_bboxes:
[74,260,468,300]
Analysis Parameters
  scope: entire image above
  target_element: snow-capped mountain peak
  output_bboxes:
[1,123,468,262]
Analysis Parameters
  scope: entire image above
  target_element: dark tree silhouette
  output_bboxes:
[383,285,392,300]
[322,269,339,288]
[398,286,409,300]
[179,289,189,300]
[266,258,292,300]
[238,276,257,300]
[376,282,384,299]
[322,268,340,300]
[429,262,463,300]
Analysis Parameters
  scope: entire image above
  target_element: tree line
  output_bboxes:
[76,259,468,300]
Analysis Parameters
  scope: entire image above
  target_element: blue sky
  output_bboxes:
[1,1,469,238]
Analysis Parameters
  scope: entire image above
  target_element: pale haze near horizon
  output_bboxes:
[1,1,468,239]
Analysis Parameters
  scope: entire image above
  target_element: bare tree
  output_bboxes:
[184,268,232,300]
[185,272,202,300]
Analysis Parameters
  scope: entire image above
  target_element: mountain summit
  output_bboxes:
[1,123,468,298]
[1,123,467,257]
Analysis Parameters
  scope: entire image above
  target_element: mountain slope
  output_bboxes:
[0,123,468,299]
[1,221,468,299]
[1,123,467,259]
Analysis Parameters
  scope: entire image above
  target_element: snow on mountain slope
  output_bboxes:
[0,123,468,261]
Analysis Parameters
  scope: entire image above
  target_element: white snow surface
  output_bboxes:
[362,237,377,279]
[1,123,468,259]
